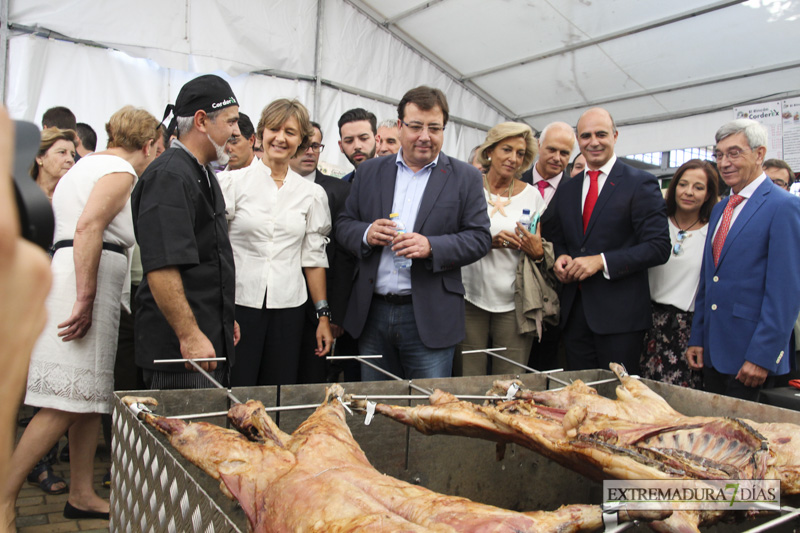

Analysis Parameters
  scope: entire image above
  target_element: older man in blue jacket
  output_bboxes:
[687,119,800,400]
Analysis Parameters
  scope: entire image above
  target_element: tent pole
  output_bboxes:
[0,0,8,103]
[313,0,324,119]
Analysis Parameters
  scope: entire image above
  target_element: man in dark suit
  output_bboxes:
[545,107,670,374]
[290,121,356,382]
[687,119,800,401]
[521,121,576,371]
[521,121,575,197]
[337,86,491,381]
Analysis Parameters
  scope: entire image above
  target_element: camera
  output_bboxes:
[12,120,54,251]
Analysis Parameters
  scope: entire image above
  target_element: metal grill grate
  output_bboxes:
[110,402,243,532]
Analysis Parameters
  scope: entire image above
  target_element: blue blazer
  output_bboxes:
[544,160,670,334]
[336,152,491,348]
[688,178,800,375]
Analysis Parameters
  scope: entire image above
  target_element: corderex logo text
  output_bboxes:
[603,480,780,511]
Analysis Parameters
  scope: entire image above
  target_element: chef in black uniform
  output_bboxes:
[132,75,240,389]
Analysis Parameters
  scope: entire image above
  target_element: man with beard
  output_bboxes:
[132,74,240,389]
[338,108,377,183]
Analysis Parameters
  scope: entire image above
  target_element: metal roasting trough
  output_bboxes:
[110,370,800,532]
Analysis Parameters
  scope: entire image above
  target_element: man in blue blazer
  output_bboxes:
[545,107,670,374]
[687,119,800,401]
[337,86,491,381]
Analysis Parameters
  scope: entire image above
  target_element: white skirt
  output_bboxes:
[26,248,127,414]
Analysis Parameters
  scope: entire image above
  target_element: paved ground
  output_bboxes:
[13,406,111,533]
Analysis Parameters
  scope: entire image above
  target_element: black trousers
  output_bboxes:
[230,303,305,386]
[703,365,776,402]
[561,291,644,375]
[527,324,565,371]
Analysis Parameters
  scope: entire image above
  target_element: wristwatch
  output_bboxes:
[316,307,331,320]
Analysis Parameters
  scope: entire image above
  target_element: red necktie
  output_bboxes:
[712,194,745,267]
[536,180,548,198]
[583,170,600,233]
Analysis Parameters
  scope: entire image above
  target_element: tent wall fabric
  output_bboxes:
[6,0,505,172]
[5,0,798,169]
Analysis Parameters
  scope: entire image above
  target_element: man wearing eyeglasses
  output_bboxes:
[686,119,800,401]
[546,107,670,375]
[763,159,794,192]
[337,86,491,381]
[223,112,257,171]
[290,122,356,382]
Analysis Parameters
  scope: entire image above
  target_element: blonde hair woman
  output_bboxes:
[456,122,545,376]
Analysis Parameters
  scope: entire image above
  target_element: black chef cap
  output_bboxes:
[161,74,238,134]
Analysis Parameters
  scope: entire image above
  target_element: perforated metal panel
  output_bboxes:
[110,400,244,532]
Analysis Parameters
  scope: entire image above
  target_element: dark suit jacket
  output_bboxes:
[337,152,492,348]
[544,159,670,335]
[522,166,571,230]
[689,178,800,375]
[309,170,353,325]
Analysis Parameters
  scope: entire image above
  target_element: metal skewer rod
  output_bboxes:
[463,348,570,386]
[185,359,243,405]
[353,356,433,395]
[153,357,242,404]
[349,394,512,401]
[548,376,621,392]
[744,506,800,533]
[154,357,226,364]
[157,401,359,420]
[327,355,383,360]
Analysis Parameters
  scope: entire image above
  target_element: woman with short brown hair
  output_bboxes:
[220,99,332,386]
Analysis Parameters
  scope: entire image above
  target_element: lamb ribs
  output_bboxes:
[122,386,665,532]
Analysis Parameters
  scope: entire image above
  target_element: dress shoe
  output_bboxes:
[63,501,109,521]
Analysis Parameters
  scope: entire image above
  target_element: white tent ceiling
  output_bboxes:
[3,0,798,172]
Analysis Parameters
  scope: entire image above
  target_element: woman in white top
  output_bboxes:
[219,99,332,387]
[640,159,719,388]
[4,106,158,521]
[456,122,545,376]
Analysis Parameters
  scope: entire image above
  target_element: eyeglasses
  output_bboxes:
[712,148,751,162]
[772,178,788,188]
[308,143,325,153]
[672,230,689,256]
[401,121,445,135]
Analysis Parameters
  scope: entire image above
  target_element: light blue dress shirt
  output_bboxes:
[370,150,439,295]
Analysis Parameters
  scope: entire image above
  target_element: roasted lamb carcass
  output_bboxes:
[122,388,667,533]
[491,363,800,494]
[366,388,770,484]
[361,383,781,532]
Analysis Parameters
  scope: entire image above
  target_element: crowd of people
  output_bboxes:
[2,73,800,528]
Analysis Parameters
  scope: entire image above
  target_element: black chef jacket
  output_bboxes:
[131,142,236,372]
